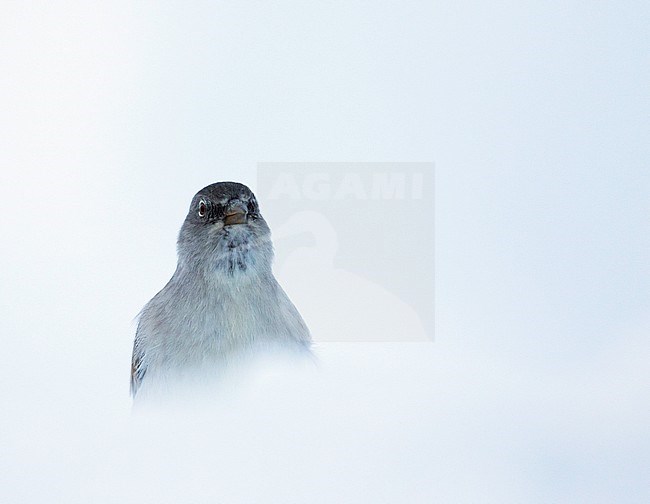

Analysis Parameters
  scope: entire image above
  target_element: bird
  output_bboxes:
[130,182,311,401]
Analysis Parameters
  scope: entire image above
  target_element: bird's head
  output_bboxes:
[177,182,273,277]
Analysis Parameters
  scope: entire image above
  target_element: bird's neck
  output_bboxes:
[173,259,276,290]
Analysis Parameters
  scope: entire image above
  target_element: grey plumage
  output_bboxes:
[131,182,311,400]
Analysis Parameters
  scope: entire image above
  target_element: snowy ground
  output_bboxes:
[2,335,649,503]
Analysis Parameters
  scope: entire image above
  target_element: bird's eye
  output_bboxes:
[198,200,207,218]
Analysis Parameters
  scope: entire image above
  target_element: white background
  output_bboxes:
[1,1,649,502]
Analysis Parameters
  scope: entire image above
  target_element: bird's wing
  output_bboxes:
[130,329,147,397]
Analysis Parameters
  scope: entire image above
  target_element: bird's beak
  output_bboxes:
[223,201,248,226]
